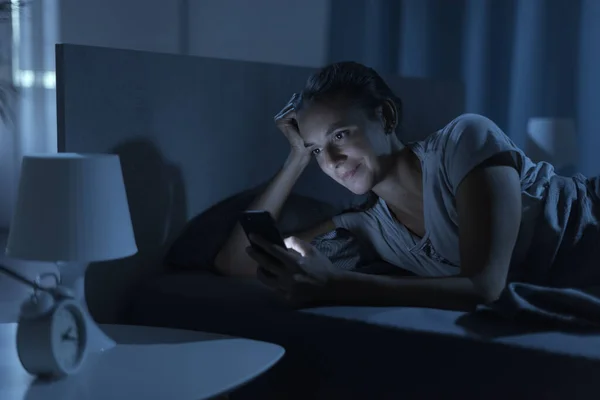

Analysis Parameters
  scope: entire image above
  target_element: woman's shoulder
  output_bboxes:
[444,113,497,129]
[435,113,504,142]
[424,113,529,193]
[417,113,516,154]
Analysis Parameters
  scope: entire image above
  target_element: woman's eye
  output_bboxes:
[334,130,349,141]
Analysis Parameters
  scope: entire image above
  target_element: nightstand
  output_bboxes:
[0,323,285,399]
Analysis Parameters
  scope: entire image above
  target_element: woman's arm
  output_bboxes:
[329,156,522,310]
[455,154,522,302]
[214,155,308,277]
[215,94,315,277]
[214,154,337,277]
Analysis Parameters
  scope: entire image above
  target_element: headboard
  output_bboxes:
[55,44,464,323]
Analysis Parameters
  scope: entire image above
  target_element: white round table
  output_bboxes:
[0,323,285,400]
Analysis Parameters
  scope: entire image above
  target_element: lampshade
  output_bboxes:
[6,153,138,262]
[525,118,578,169]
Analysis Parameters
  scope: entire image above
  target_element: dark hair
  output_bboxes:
[295,61,403,133]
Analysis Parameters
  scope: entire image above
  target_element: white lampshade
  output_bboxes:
[6,153,138,262]
[526,117,578,169]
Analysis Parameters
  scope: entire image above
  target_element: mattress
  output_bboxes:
[129,271,600,399]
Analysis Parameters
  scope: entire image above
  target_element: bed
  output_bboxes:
[55,44,600,399]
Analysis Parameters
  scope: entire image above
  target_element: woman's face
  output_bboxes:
[296,100,394,195]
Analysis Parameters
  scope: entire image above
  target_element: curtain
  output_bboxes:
[327,0,600,177]
[0,0,59,228]
[0,1,15,230]
[0,0,59,321]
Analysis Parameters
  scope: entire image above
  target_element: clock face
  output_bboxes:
[51,303,87,372]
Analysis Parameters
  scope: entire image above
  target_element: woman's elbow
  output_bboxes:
[469,272,506,304]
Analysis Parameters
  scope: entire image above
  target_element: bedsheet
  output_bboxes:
[128,272,600,399]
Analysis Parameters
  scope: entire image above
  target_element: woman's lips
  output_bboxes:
[340,164,361,180]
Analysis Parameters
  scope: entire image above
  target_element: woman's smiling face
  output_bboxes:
[296,99,396,195]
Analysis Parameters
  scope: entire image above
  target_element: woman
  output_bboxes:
[214,62,600,311]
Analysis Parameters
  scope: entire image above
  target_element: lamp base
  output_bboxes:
[82,306,116,352]
[57,263,115,352]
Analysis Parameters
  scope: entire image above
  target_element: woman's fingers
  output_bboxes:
[274,93,299,121]
[246,246,284,276]
[274,105,294,121]
[256,266,280,291]
[255,256,295,299]
[249,234,302,266]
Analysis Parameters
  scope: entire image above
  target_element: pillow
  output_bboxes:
[311,228,405,275]
[164,186,337,271]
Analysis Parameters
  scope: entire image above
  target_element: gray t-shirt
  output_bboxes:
[332,113,572,279]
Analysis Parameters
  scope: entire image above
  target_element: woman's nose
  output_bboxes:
[323,146,346,169]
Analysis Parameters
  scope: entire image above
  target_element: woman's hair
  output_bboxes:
[294,61,403,133]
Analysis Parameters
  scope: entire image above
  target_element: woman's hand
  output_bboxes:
[246,234,339,307]
[274,93,311,167]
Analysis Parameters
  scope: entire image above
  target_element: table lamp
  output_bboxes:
[525,117,578,176]
[5,153,138,353]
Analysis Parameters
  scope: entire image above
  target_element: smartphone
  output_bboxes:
[239,210,286,250]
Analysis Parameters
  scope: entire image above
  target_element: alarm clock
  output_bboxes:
[16,294,89,379]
